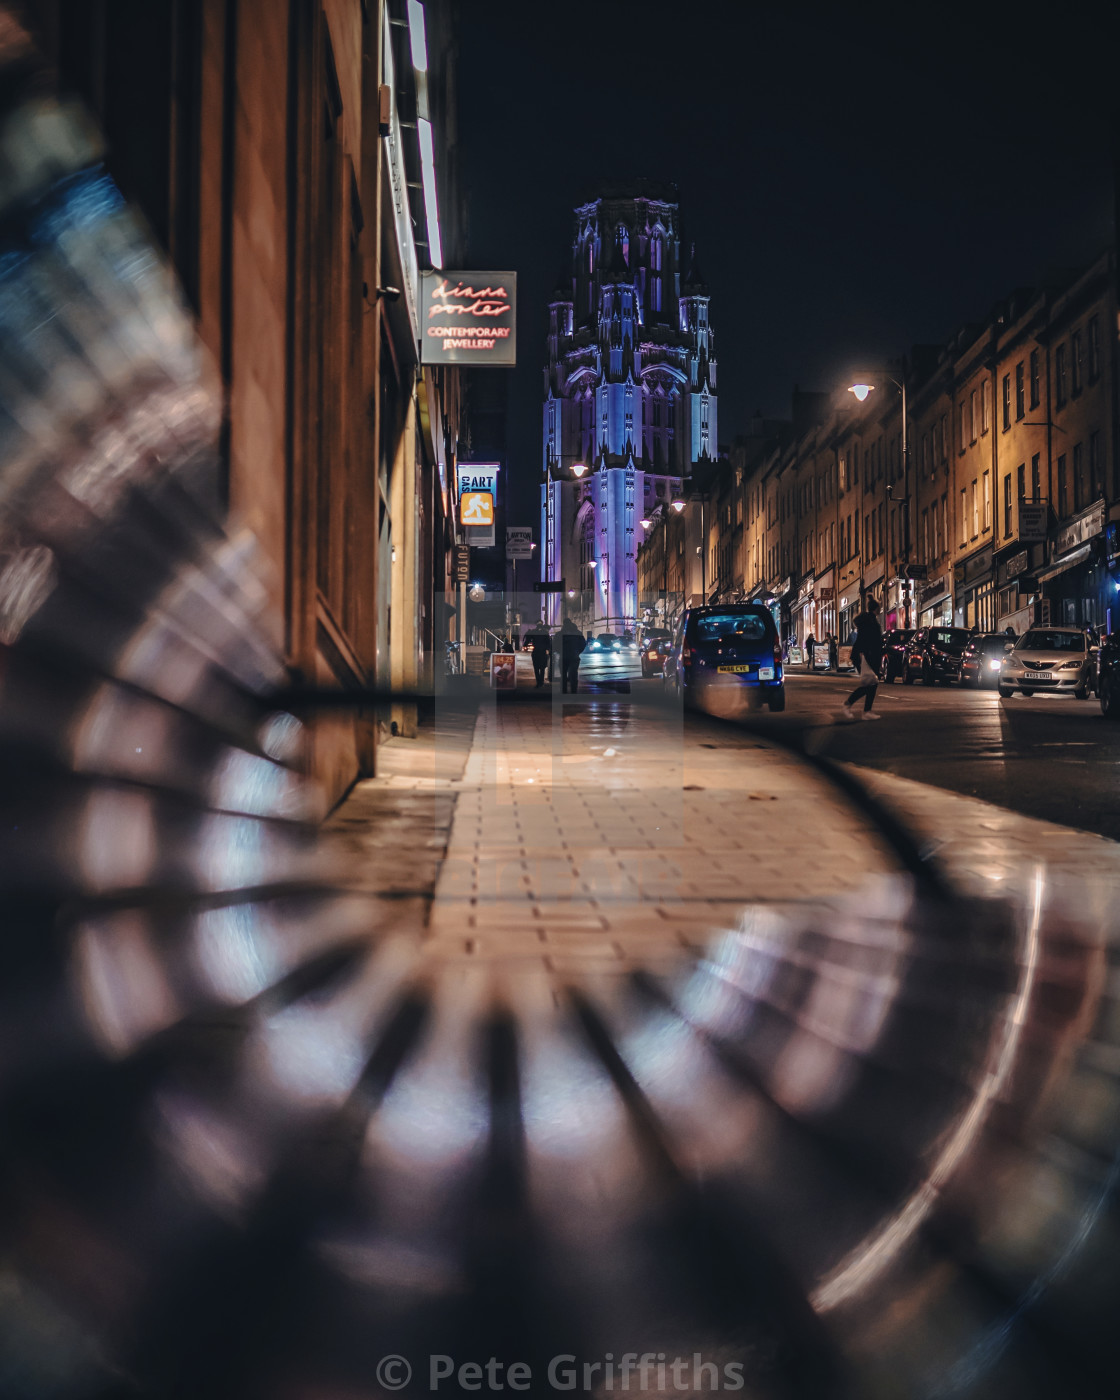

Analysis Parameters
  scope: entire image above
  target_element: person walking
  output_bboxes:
[527,624,551,688]
[560,617,586,693]
[827,632,838,671]
[805,632,816,670]
[841,598,883,721]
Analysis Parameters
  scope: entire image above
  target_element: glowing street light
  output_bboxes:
[570,462,588,478]
[587,560,598,569]
[670,498,686,513]
[848,382,874,402]
[640,516,654,529]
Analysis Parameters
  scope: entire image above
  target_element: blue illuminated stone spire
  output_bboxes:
[540,187,717,627]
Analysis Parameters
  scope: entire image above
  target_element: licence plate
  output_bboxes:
[1025,671,1050,681]
[718,664,753,674]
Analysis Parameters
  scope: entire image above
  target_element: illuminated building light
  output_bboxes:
[848,382,874,402]
[417,118,443,268]
[407,0,428,72]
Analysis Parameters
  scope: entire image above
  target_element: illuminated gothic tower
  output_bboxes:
[541,185,717,625]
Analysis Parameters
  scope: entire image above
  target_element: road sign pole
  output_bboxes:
[459,579,467,670]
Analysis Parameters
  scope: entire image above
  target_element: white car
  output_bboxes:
[998,627,1094,700]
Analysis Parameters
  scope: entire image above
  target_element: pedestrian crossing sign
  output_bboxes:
[460,491,494,527]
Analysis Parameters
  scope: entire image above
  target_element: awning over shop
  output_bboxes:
[1036,542,1093,582]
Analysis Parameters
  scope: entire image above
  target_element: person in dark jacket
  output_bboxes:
[841,598,883,720]
[527,625,551,687]
[560,617,587,693]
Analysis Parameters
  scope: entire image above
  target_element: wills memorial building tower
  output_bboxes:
[540,185,717,626]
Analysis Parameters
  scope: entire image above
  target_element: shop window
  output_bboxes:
[998,585,1017,618]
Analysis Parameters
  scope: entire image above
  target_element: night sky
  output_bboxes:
[458,0,1115,528]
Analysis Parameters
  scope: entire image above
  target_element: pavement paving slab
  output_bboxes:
[325,693,1120,975]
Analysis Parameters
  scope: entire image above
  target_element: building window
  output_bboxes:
[1089,317,1100,382]
[1003,472,1012,535]
[1056,344,1067,406]
[922,508,930,563]
[1073,441,1085,510]
[1002,374,1011,431]
[1058,454,1069,517]
[969,389,977,443]
[970,479,979,538]
[1031,452,1041,503]
[1029,348,1040,409]
[1090,430,1101,498]
[981,381,990,434]
[960,488,967,545]
[1072,330,1083,396]
[959,403,967,453]
[983,471,991,531]
[1015,362,1025,420]
[1017,462,1026,506]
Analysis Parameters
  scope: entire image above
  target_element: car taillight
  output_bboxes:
[773,641,782,668]
[682,644,693,665]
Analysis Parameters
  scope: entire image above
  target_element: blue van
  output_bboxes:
[667,604,785,711]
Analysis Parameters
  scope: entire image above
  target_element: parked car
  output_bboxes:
[903,626,971,685]
[959,632,1015,688]
[1098,632,1120,717]
[667,604,785,711]
[998,627,1094,699]
[639,628,672,677]
[880,628,914,682]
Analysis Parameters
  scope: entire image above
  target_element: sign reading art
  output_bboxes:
[456,463,499,547]
[420,272,517,366]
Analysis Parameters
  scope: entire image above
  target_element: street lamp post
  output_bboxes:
[848,365,912,626]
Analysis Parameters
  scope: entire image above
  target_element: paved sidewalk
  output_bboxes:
[327,693,1120,974]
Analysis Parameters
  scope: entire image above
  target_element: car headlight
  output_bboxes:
[988,658,1003,670]
[1058,659,1083,670]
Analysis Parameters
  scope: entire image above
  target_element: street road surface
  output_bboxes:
[681,672,1120,843]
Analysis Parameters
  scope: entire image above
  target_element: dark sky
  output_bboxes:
[458,0,1115,527]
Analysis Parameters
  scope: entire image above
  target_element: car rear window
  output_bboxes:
[1018,630,1085,652]
[692,612,771,643]
[929,629,970,647]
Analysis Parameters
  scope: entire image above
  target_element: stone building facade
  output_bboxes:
[686,251,1118,650]
[36,0,465,803]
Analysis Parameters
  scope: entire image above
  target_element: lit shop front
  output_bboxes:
[918,573,953,627]
[1036,500,1108,630]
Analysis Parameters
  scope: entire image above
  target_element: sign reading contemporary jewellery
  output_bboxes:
[457,463,499,547]
[420,272,517,367]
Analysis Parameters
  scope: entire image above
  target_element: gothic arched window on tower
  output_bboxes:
[616,224,629,266]
[651,231,663,312]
